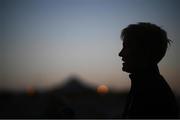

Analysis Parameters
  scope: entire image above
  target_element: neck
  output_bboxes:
[129,64,160,85]
[130,64,159,75]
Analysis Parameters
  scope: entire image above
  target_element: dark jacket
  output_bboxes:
[122,66,179,118]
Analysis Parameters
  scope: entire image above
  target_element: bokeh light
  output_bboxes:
[97,85,109,94]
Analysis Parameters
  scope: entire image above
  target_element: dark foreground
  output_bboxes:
[0,77,179,118]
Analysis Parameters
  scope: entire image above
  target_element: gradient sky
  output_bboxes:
[1,0,180,93]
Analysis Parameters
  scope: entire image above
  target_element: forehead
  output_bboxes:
[122,37,143,51]
[122,38,136,48]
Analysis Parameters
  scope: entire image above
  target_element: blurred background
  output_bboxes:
[1,0,180,118]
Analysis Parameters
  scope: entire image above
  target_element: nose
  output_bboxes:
[119,48,124,57]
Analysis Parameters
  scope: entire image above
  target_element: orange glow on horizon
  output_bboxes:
[97,85,109,94]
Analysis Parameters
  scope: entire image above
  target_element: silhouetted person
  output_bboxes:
[119,22,179,118]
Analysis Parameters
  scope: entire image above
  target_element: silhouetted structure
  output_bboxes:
[119,22,179,118]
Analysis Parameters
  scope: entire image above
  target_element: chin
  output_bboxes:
[122,67,131,73]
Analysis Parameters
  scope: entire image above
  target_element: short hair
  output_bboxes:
[121,22,172,64]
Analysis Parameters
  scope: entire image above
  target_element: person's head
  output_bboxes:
[119,22,171,73]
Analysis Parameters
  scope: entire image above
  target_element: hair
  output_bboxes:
[121,22,172,64]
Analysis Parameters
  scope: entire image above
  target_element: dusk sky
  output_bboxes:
[1,0,180,94]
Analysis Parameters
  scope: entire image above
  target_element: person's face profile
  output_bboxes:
[119,38,148,73]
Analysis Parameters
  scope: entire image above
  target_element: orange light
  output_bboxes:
[97,85,109,94]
